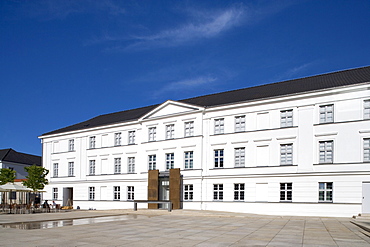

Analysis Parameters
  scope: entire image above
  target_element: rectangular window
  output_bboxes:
[184,151,193,169]
[166,124,175,139]
[114,132,121,146]
[166,153,174,171]
[114,158,121,174]
[214,118,224,134]
[280,183,292,201]
[184,184,193,201]
[148,155,156,170]
[128,157,135,173]
[280,110,293,127]
[213,184,223,200]
[234,148,245,167]
[184,121,194,137]
[319,182,333,202]
[234,183,245,201]
[365,100,370,119]
[235,116,246,132]
[114,186,120,200]
[68,162,74,177]
[69,139,74,151]
[148,127,156,142]
[53,188,58,200]
[364,138,370,162]
[89,187,95,200]
[128,131,135,144]
[280,144,293,165]
[89,136,96,149]
[127,186,134,201]
[319,141,333,163]
[89,160,95,175]
[53,163,58,177]
[319,104,334,123]
[214,149,224,168]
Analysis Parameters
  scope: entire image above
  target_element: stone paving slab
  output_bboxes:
[0,209,370,246]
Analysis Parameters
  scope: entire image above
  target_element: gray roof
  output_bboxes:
[0,149,41,166]
[42,66,370,136]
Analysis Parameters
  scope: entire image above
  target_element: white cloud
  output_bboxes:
[100,5,247,51]
[153,76,217,98]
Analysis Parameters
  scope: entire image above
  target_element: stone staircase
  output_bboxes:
[351,214,370,237]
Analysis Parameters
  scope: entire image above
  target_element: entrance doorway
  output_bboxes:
[63,187,73,208]
[159,178,169,209]
[362,182,370,214]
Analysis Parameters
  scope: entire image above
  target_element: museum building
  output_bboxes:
[39,66,370,217]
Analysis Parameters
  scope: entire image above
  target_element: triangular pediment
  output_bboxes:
[140,100,202,120]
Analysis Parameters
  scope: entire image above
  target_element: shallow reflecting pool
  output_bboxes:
[1,215,140,230]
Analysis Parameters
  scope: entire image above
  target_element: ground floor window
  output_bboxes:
[53,188,58,200]
[127,186,134,201]
[213,184,223,201]
[280,183,292,201]
[89,187,95,200]
[184,184,193,201]
[114,186,120,200]
[234,183,244,201]
[319,182,333,202]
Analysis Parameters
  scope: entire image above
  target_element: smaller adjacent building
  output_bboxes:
[0,149,42,204]
[0,149,41,179]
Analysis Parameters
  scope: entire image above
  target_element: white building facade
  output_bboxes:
[39,66,370,217]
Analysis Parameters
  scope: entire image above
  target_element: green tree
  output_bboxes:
[22,165,49,192]
[0,168,16,185]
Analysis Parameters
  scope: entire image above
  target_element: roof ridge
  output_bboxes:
[180,65,370,103]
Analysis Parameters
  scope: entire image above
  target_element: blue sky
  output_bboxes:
[0,0,369,156]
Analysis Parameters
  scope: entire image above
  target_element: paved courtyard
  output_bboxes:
[1,209,370,246]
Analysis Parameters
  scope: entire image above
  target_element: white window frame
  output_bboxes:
[128,157,135,173]
[213,184,223,201]
[166,124,175,139]
[214,118,224,134]
[114,186,120,200]
[89,160,95,175]
[235,116,246,132]
[165,153,174,171]
[364,138,370,162]
[234,183,245,201]
[184,121,194,137]
[89,187,95,201]
[53,163,58,177]
[319,182,333,202]
[52,188,58,200]
[184,151,193,169]
[89,136,96,149]
[148,155,156,170]
[319,104,334,123]
[148,127,156,142]
[127,186,134,201]
[319,141,333,163]
[280,183,292,202]
[69,139,74,151]
[114,158,121,174]
[68,162,74,177]
[128,131,135,144]
[234,148,245,167]
[184,184,193,201]
[364,100,370,119]
[280,110,293,127]
[214,149,224,168]
[280,144,293,165]
[114,132,121,146]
